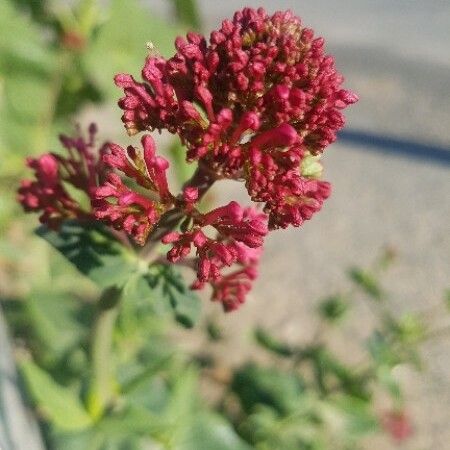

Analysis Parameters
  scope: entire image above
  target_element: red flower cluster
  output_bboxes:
[116,7,357,229]
[94,135,174,245]
[18,124,106,229]
[18,8,357,311]
[162,202,267,311]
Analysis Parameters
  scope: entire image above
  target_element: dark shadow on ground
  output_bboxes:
[339,129,450,166]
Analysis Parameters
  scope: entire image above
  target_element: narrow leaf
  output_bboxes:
[153,265,201,328]
[318,295,348,323]
[254,327,295,357]
[348,267,383,300]
[232,363,304,415]
[19,359,92,431]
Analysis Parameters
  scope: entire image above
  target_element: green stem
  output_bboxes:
[88,287,121,419]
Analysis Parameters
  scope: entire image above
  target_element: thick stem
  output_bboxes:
[88,287,121,419]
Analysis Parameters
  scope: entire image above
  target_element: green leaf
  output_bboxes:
[122,272,171,317]
[206,320,223,341]
[107,368,248,449]
[53,428,144,450]
[348,267,383,300]
[99,407,250,450]
[170,0,201,29]
[98,406,166,439]
[239,400,325,450]
[4,73,52,121]
[0,87,49,160]
[173,413,251,450]
[254,327,295,357]
[0,1,55,75]
[8,0,50,28]
[167,139,196,188]
[366,331,397,367]
[124,374,171,413]
[51,429,99,450]
[329,396,379,436]
[232,363,304,415]
[104,369,199,439]
[151,264,201,328]
[309,348,370,400]
[318,295,348,323]
[121,264,201,328]
[376,365,402,400]
[83,0,185,98]
[19,359,93,431]
[0,0,57,159]
[165,367,201,420]
[163,368,250,449]
[37,220,201,326]
[36,221,138,289]
[25,290,87,359]
[395,313,425,344]
[54,64,103,119]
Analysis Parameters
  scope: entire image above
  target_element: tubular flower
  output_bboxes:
[93,134,174,245]
[162,204,267,310]
[208,241,263,312]
[115,7,357,228]
[18,124,106,229]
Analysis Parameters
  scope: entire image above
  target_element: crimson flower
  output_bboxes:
[115,7,357,229]
[19,8,357,311]
[94,135,174,245]
[162,203,267,311]
[18,124,106,229]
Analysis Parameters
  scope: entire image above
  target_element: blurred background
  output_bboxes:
[0,1,449,449]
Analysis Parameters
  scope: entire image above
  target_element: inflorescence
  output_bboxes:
[18,7,357,311]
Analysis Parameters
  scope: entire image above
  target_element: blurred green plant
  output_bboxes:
[4,232,449,449]
[0,0,196,298]
[0,0,192,228]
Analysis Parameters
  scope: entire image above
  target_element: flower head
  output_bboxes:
[208,241,263,312]
[115,7,357,228]
[19,8,357,313]
[93,134,174,245]
[18,124,106,228]
[162,204,267,310]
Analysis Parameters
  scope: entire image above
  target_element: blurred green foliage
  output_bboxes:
[0,0,191,228]
[9,227,445,449]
